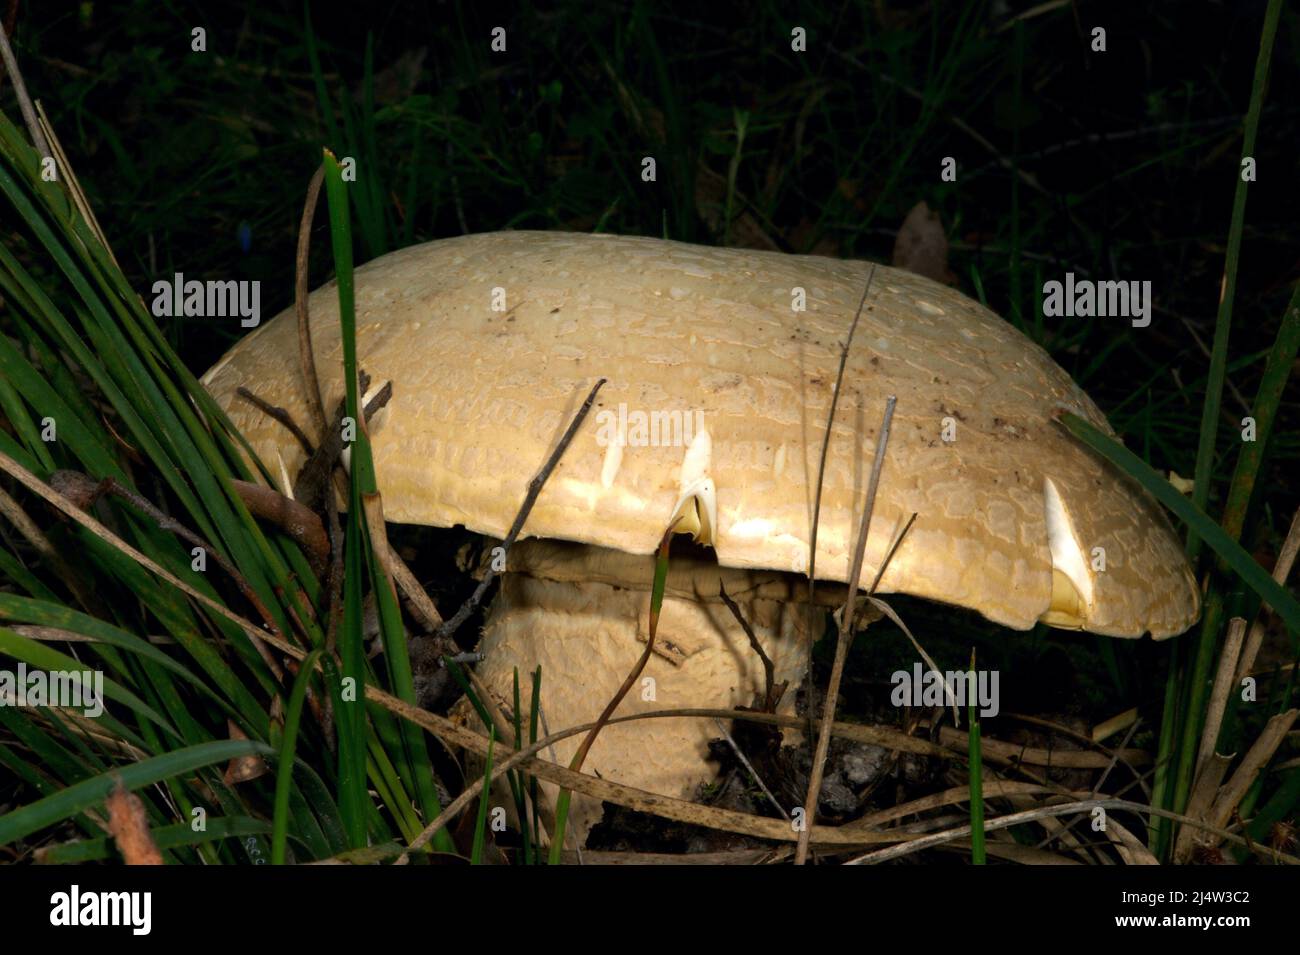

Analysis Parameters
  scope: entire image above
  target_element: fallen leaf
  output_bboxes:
[223,719,269,784]
[891,201,955,285]
[357,48,426,106]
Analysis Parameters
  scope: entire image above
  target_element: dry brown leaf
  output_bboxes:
[223,719,269,784]
[891,201,956,285]
[360,47,426,105]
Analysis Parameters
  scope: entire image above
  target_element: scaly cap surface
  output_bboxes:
[202,231,1200,637]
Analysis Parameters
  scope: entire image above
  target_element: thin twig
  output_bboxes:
[235,388,316,457]
[1034,716,1142,851]
[286,371,384,511]
[845,797,1300,866]
[1237,506,1300,682]
[322,476,344,658]
[0,19,50,157]
[866,594,959,724]
[713,718,789,819]
[719,582,781,711]
[802,267,876,792]
[805,270,876,658]
[387,547,443,632]
[1196,616,1247,777]
[796,394,896,865]
[1010,711,1149,788]
[436,378,606,640]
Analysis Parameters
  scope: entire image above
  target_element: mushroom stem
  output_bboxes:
[459,540,820,844]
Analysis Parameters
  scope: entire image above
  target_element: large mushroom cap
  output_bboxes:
[202,231,1199,638]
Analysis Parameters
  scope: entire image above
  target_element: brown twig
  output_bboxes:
[436,378,606,640]
[845,796,1300,866]
[1034,716,1143,851]
[316,384,381,659]
[235,388,316,458]
[931,723,1148,769]
[1196,616,1247,777]
[229,479,329,576]
[868,511,917,593]
[395,699,933,863]
[386,547,443,632]
[1236,506,1300,683]
[799,268,878,846]
[804,269,876,672]
[322,485,344,657]
[718,582,781,712]
[292,374,390,511]
[796,394,896,865]
[712,717,789,819]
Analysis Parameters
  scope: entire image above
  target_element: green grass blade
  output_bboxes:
[1186,0,1283,560]
[0,739,271,847]
[272,649,321,864]
[471,727,496,865]
[1059,412,1300,634]
[322,148,449,848]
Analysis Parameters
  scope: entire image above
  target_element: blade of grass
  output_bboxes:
[1058,412,1300,634]
[1186,0,1282,560]
[1172,284,1300,832]
[272,649,321,864]
[0,739,271,847]
[322,148,449,847]
[471,727,497,865]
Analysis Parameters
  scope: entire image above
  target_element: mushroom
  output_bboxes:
[201,231,1200,841]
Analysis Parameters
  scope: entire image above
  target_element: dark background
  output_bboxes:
[6,0,1298,718]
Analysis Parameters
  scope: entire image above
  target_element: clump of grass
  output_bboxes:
[1,0,1297,865]
[0,105,457,861]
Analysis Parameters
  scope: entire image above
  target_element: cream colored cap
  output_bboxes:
[202,231,1200,638]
